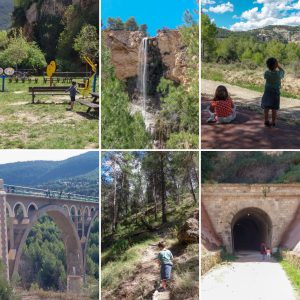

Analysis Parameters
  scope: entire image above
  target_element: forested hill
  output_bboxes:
[0,0,13,29]
[202,151,300,184]
[0,151,99,195]
[217,25,300,43]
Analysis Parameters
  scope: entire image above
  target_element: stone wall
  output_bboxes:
[202,184,300,253]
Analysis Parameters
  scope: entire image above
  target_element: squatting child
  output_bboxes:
[156,241,173,291]
[261,57,285,127]
[207,85,236,124]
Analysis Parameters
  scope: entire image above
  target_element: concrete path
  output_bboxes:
[201,251,298,300]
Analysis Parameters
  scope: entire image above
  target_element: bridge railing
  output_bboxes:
[3,184,98,203]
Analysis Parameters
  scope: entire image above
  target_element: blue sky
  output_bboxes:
[101,0,198,36]
[202,0,300,31]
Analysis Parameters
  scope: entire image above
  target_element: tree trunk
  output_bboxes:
[160,153,167,223]
[112,161,118,233]
[153,175,157,221]
[189,173,197,203]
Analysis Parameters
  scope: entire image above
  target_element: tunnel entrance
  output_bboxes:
[232,208,272,252]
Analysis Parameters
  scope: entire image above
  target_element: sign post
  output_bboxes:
[0,67,14,92]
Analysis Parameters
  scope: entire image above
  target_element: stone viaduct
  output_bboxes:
[0,179,99,292]
[202,183,300,253]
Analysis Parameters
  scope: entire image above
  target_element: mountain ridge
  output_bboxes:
[217,25,300,44]
[0,152,99,196]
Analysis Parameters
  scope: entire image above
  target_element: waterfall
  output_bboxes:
[137,37,148,118]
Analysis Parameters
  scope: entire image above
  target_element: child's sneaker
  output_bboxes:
[207,117,216,123]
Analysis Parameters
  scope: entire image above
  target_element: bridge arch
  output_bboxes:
[12,205,84,283]
[62,204,70,215]
[6,202,13,218]
[83,210,99,273]
[27,202,38,217]
[231,207,272,252]
[13,202,28,218]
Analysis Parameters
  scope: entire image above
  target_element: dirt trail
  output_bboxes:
[106,244,170,300]
[201,251,298,300]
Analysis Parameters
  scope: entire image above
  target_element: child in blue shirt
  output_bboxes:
[156,241,173,290]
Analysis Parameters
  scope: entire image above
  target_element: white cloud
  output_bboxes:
[231,0,300,31]
[209,2,234,14]
[202,0,216,5]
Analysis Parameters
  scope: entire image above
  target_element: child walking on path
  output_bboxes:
[261,57,285,127]
[66,81,79,110]
[156,241,173,291]
[207,85,236,124]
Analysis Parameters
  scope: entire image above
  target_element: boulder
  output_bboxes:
[178,210,199,244]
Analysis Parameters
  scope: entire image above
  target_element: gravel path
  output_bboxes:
[201,252,298,300]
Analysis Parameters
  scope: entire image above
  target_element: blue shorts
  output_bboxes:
[160,264,172,280]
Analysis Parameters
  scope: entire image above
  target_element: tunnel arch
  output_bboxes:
[231,207,272,252]
[12,205,84,281]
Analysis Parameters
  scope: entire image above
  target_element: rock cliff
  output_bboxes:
[104,29,188,84]
[19,0,93,38]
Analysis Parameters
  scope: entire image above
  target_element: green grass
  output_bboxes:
[220,247,237,262]
[101,235,161,290]
[280,259,300,296]
[0,77,98,148]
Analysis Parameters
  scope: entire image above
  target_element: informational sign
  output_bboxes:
[0,68,3,75]
[4,67,14,76]
[46,61,56,77]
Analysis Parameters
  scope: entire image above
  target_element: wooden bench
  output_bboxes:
[29,86,69,103]
[77,92,99,114]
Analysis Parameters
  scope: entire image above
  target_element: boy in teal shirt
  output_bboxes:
[156,241,173,290]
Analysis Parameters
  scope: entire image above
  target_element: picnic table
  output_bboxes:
[76,92,99,114]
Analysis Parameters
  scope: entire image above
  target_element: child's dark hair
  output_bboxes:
[158,241,166,249]
[266,57,278,71]
[214,85,229,101]
[72,81,76,85]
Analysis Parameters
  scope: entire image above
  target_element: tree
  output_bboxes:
[201,13,217,62]
[124,17,139,31]
[74,24,99,62]
[139,24,148,33]
[107,17,124,30]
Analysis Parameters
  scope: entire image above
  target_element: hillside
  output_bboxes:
[0,151,99,195]
[202,151,300,184]
[217,25,300,44]
[0,0,13,29]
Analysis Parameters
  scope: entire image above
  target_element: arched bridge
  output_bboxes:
[0,179,99,292]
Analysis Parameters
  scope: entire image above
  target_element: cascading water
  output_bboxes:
[137,37,148,118]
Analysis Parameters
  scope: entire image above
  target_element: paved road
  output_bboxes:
[201,251,297,300]
[201,79,300,149]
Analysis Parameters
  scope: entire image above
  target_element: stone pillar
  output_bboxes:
[0,180,9,280]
